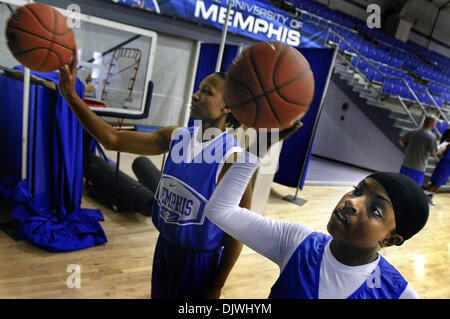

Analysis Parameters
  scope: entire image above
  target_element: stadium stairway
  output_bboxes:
[331,53,450,190]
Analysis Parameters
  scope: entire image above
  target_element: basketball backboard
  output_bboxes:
[58,5,157,118]
[1,0,157,119]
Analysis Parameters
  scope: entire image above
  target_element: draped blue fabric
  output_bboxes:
[0,67,107,252]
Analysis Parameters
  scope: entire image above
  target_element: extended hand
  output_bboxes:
[262,120,303,147]
[59,51,78,99]
[252,120,303,158]
[279,120,303,141]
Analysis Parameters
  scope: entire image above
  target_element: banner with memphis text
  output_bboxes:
[109,0,303,46]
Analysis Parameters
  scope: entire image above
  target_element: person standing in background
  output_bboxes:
[423,129,450,205]
[399,115,447,187]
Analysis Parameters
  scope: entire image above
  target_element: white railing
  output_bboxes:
[326,29,450,128]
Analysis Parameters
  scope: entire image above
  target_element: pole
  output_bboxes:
[216,1,232,72]
[20,0,35,181]
[21,67,30,180]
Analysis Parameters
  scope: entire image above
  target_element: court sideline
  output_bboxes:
[0,152,448,299]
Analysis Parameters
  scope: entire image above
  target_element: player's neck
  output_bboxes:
[329,239,379,266]
[199,119,227,142]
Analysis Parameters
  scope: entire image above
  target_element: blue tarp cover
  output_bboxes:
[0,68,107,252]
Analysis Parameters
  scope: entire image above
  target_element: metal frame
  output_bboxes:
[52,6,158,118]
[2,0,34,179]
[2,0,157,181]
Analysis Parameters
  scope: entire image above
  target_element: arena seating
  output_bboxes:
[278,0,450,109]
[276,0,449,187]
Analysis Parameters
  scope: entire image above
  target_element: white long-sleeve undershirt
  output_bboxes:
[204,151,419,299]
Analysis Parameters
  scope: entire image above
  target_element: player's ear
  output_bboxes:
[223,104,232,114]
[380,233,404,248]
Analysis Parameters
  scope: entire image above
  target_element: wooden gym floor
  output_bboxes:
[0,152,449,299]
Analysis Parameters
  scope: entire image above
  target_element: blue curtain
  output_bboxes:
[0,68,107,252]
[274,48,336,189]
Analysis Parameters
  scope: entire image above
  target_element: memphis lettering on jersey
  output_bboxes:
[194,0,301,47]
[159,185,194,217]
[156,175,205,225]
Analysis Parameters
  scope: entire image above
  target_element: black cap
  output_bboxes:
[368,172,429,243]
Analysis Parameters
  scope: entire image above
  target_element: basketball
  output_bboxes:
[6,3,76,73]
[225,42,315,130]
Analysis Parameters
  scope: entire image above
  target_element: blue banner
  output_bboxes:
[110,0,161,13]
[110,0,303,47]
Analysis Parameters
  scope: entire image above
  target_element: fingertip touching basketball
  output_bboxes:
[225,42,315,130]
[6,3,76,73]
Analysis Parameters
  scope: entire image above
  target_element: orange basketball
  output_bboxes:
[225,42,315,129]
[6,3,76,72]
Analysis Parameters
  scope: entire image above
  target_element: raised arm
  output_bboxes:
[202,156,251,298]
[59,56,177,155]
[204,151,313,270]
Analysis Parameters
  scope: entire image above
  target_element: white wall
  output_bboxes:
[131,34,197,127]
[326,0,388,21]
[426,9,450,57]
[311,81,404,172]
[401,0,450,57]
[0,4,22,68]
[409,30,450,57]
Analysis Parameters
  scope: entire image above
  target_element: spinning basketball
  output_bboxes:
[6,3,76,72]
[225,42,315,129]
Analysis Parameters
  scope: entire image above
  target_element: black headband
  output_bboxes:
[368,172,429,242]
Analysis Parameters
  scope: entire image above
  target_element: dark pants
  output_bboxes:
[151,235,222,299]
[85,155,158,216]
[132,156,163,216]
[132,156,162,193]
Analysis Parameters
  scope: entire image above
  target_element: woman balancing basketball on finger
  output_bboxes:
[58,54,252,299]
[204,129,429,298]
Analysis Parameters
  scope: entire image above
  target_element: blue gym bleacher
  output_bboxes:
[277,0,449,187]
[278,0,450,110]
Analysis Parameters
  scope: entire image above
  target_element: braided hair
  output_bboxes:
[214,72,241,129]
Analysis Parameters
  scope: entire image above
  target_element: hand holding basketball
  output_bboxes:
[279,120,303,140]
[250,120,303,158]
[225,42,315,130]
[59,53,78,99]
[6,3,76,72]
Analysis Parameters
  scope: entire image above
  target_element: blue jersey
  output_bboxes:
[442,147,450,163]
[430,147,450,186]
[269,232,408,299]
[152,126,241,250]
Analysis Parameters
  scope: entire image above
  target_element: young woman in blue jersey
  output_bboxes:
[59,56,252,299]
[424,129,450,206]
[204,133,430,299]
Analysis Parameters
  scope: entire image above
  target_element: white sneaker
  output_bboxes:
[427,194,436,206]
